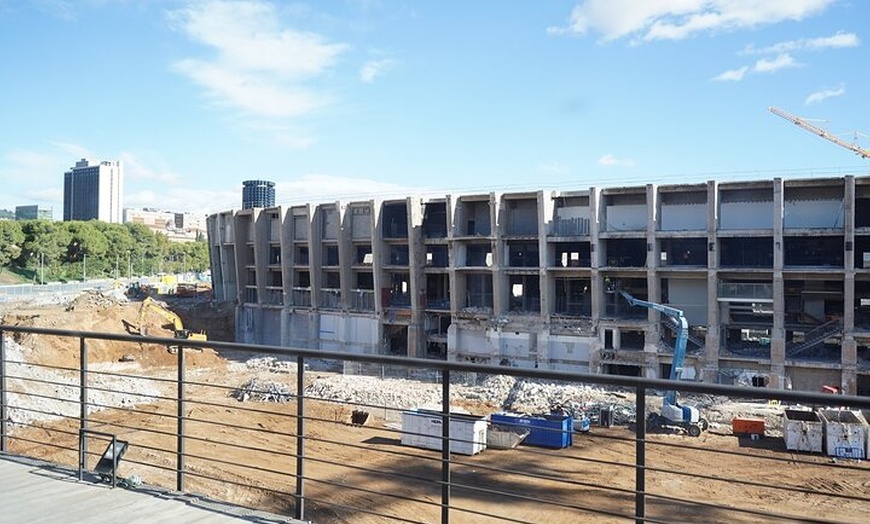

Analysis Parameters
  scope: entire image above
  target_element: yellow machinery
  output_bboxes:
[137,297,207,342]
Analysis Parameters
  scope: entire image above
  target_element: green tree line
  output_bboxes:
[0,220,210,283]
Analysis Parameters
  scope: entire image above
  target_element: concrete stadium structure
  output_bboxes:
[206,175,870,395]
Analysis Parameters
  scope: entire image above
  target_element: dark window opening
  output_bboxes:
[784,236,843,267]
[324,245,339,266]
[507,241,540,267]
[661,237,707,266]
[555,278,591,316]
[269,246,281,265]
[466,244,492,267]
[604,239,647,267]
[388,245,409,265]
[426,245,449,267]
[509,275,540,313]
[603,364,642,377]
[466,274,493,308]
[383,203,408,238]
[720,237,773,268]
[554,242,591,267]
[423,202,448,238]
[425,274,450,310]
[355,245,373,265]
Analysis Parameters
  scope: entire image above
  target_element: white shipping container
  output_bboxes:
[818,409,866,459]
[783,409,823,454]
[401,409,487,455]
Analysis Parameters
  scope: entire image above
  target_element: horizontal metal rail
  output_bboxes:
[2,324,870,524]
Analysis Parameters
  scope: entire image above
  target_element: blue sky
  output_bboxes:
[1,0,868,219]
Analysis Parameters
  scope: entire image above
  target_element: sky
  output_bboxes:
[1,0,869,220]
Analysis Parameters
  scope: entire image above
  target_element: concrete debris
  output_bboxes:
[233,377,295,403]
[1,336,162,426]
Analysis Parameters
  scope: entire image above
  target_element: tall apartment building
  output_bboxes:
[242,180,276,210]
[207,175,870,396]
[123,208,207,242]
[63,159,123,223]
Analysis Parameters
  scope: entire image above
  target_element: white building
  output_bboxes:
[124,208,207,242]
[63,159,123,223]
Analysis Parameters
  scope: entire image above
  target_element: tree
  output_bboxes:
[66,221,110,279]
[0,221,25,274]
[17,220,72,282]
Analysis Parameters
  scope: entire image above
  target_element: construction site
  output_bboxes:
[1,284,869,523]
[207,172,870,397]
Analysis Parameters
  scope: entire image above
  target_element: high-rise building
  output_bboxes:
[241,180,275,209]
[15,205,53,221]
[63,159,123,222]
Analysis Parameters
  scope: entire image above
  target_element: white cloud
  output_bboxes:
[753,53,802,73]
[126,187,239,216]
[167,1,348,119]
[712,66,749,82]
[598,154,635,167]
[805,85,845,105]
[0,144,88,215]
[552,0,837,43]
[119,152,181,184]
[360,59,396,83]
[742,31,859,55]
[712,53,801,82]
[275,174,429,205]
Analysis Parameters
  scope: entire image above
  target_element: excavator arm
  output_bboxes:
[137,297,206,341]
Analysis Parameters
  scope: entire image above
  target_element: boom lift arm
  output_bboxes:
[768,106,870,159]
[618,290,707,436]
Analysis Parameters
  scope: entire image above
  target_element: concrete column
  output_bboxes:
[704,180,721,383]
[769,179,786,388]
[588,187,603,372]
[407,196,426,358]
[843,176,856,394]
[645,184,660,362]
[704,270,720,383]
[537,191,551,319]
[490,193,505,315]
[337,203,351,311]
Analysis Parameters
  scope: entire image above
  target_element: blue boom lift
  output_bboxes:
[619,290,708,437]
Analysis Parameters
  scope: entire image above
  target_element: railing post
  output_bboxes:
[1,330,6,453]
[295,355,306,521]
[441,368,451,524]
[80,337,88,467]
[635,386,646,524]
[177,343,186,493]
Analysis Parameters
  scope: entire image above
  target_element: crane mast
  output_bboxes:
[768,106,870,159]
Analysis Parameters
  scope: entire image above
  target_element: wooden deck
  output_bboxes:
[0,456,303,524]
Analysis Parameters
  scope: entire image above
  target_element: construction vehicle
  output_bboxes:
[769,106,870,159]
[137,296,207,342]
[618,290,708,437]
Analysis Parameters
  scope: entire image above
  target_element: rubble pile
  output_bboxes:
[2,336,163,426]
[233,377,295,403]
[234,361,645,423]
[65,289,127,311]
[304,374,444,410]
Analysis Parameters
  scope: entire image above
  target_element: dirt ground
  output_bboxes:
[2,293,869,524]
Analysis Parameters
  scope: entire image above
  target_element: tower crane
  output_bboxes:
[768,106,870,159]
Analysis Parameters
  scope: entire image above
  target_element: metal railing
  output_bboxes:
[2,325,870,524]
